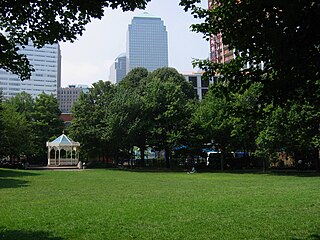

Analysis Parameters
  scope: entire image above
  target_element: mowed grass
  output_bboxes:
[0,168,319,240]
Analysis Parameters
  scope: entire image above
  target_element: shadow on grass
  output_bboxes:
[0,168,41,189]
[105,167,187,174]
[263,170,320,178]
[0,178,29,189]
[0,168,40,178]
[292,233,320,240]
[0,228,64,240]
[103,167,320,177]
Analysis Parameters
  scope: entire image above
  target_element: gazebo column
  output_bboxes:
[54,149,57,166]
[47,146,51,166]
[58,148,61,165]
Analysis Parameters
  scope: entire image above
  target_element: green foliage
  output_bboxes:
[180,0,320,168]
[8,92,34,121]
[1,102,33,159]
[70,68,197,167]
[181,0,320,101]
[119,67,149,89]
[0,0,151,79]
[147,67,195,99]
[194,82,263,153]
[31,93,64,158]
[0,92,63,161]
[256,101,319,159]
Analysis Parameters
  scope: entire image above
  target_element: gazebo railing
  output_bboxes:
[48,158,79,166]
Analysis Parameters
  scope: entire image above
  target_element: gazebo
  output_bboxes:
[47,133,80,166]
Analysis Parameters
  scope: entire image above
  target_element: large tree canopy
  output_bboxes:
[0,0,150,80]
[179,0,320,170]
[180,0,320,102]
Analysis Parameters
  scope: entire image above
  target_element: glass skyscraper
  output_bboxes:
[0,42,61,99]
[126,12,168,73]
[109,53,127,84]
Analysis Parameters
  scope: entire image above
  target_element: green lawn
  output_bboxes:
[0,168,319,240]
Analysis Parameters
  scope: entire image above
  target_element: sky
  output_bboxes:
[59,0,209,87]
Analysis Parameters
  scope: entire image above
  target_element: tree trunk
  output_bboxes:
[316,149,320,172]
[262,155,269,172]
[220,152,224,171]
[165,146,171,168]
[140,144,145,167]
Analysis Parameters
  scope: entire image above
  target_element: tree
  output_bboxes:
[146,67,195,99]
[7,92,36,159]
[144,68,196,168]
[0,91,4,156]
[119,67,149,90]
[193,82,233,153]
[180,0,320,170]
[118,67,150,166]
[0,0,151,80]
[256,101,319,170]
[180,0,320,101]
[70,80,117,161]
[8,92,34,121]
[31,93,64,160]
[1,102,33,162]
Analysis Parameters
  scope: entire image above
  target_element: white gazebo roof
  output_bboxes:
[47,134,80,147]
[47,133,81,167]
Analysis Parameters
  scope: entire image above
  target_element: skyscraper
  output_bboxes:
[126,12,168,73]
[110,53,127,83]
[0,42,61,99]
[115,53,127,83]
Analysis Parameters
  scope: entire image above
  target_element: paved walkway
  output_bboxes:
[27,165,81,170]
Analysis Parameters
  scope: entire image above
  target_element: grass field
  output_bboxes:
[0,168,319,240]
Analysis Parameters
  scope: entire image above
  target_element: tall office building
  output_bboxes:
[115,53,127,83]
[0,42,61,99]
[126,12,168,73]
[109,53,127,84]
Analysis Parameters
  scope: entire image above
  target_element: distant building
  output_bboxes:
[115,53,127,83]
[109,62,116,83]
[183,73,218,100]
[208,1,234,64]
[0,42,61,99]
[126,12,168,73]
[57,85,89,113]
[110,53,127,84]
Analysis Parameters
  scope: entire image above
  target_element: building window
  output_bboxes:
[201,79,209,88]
[201,89,208,98]
[189,76,197,87]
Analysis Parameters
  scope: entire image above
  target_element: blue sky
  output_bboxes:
[59,0,209,87]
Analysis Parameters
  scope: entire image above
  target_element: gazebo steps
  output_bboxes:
[27,165,80,170]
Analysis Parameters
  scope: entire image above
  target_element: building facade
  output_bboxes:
[208,1,235,64]
[115,53,127,83]
[183,73,216,100]
[126,12,168,73]
[0,42,61,99]
[110,53,127,84]
[57,85,89,113]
